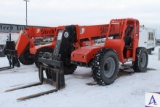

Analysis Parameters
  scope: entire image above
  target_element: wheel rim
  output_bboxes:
[140,53,146,68]
[103,57,115,78]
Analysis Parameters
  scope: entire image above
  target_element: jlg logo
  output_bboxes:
[100,27,107,34]
[41,29,54,35]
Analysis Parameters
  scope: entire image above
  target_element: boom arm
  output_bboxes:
[15,27,57,56]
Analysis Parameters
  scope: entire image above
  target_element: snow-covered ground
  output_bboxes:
[0,47,160,107]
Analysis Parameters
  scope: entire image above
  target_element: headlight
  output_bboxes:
[64,31,69,38]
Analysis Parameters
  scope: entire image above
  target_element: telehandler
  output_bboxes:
[6,18,148,100]
[0,27,57,71]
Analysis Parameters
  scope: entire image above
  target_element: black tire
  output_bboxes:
[91,49,119,85]
[19,50,34,65]
[64,64,77,74]
[35,47,53,67]
[147,49,151,55]
[133,47,148,72]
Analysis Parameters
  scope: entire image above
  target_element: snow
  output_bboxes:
[0,47,160,107]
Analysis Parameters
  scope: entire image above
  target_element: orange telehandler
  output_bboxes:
[0,27,57,71]
[6,18,148,100]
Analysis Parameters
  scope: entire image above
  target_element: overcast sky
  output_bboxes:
[0,0,160,30]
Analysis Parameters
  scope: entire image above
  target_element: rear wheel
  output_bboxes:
[19,50,34,65]
[147,49,151,55]
[35,47,53,67]
[133,47,148,72]
[91,49,119,85]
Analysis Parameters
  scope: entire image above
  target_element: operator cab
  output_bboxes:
[123,20,139,59]
[124,26,134,49]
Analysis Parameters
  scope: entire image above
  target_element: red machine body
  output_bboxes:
[5,18,148,100]
[16,27,57,56]
[71,18,139,64]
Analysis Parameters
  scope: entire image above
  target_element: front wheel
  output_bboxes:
[91,49,119,85]
[64,64,77,74]
[19,50,34,65]
[133,47,148,72]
